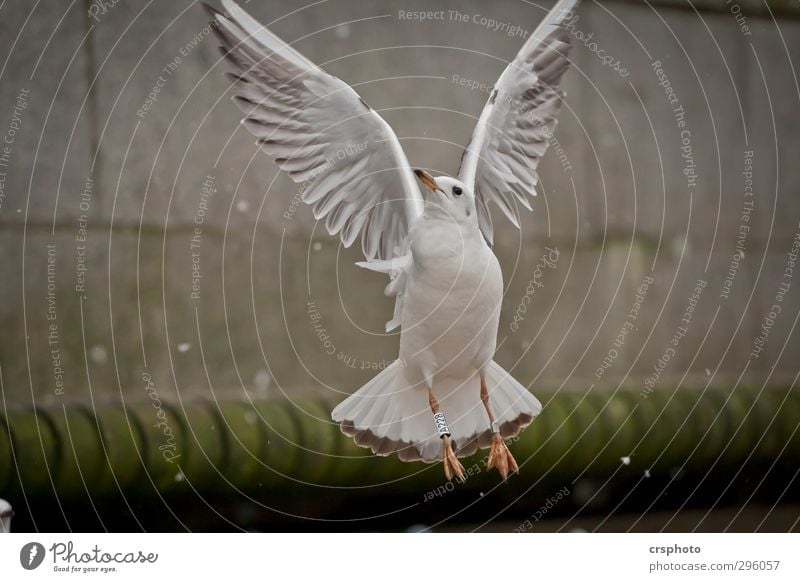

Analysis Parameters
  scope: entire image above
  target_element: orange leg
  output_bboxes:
[428,387,465,481]
[481,375,519,479]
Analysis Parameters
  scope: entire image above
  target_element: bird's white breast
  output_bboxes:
[400,217,503,384]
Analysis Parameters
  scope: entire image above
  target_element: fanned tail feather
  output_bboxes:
[331,360,541,462]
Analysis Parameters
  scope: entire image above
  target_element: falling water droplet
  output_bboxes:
[90,345,108,365]
[254,369,271,393]
[335,23,351,39]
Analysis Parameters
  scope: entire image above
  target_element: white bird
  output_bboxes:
[207,0,578,480]
[0,498,13,533]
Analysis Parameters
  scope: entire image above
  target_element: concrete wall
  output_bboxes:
[1,0,798,409]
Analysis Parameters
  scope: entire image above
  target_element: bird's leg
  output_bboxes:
[428,387,465,481]
[481,373,519,479]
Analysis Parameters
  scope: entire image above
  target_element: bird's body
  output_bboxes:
[332,176,541,472]
[206,0,579,479]
[401,207,501,385]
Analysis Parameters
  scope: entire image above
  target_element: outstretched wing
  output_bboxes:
[458,0,578,243]
[207,0,424,260]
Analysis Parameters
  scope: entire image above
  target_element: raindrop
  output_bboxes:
[335,23,351,39]
[174,471,185,482]
[620,456,631,466]
[89,345,108,365]
[572,479,595,504]
[177,342,191,353]
[236,200,250,213]
[671,235,688,255]
[255,369,271,393]
[313,241,322,251]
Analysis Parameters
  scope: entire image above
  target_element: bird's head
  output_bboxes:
[413,169,476,225]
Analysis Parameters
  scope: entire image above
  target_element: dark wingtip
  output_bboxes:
[413,169,423,177]
[200,2,221,19]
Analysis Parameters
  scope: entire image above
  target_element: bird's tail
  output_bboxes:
[331,360,542,462]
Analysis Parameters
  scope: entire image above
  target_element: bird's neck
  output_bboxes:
[422,203,480,232]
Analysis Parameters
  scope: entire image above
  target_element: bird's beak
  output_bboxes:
[414,169,443,195]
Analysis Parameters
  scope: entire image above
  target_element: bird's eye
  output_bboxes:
[452,186,463,196]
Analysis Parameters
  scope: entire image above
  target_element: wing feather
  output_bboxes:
[458,0,579,243]
[207,0,423,259]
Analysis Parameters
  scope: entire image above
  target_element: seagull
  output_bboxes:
[206,0,578,480]
[0,498,13,533]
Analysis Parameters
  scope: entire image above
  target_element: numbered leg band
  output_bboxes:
[433,412,451,438]
[491,421,500,434]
